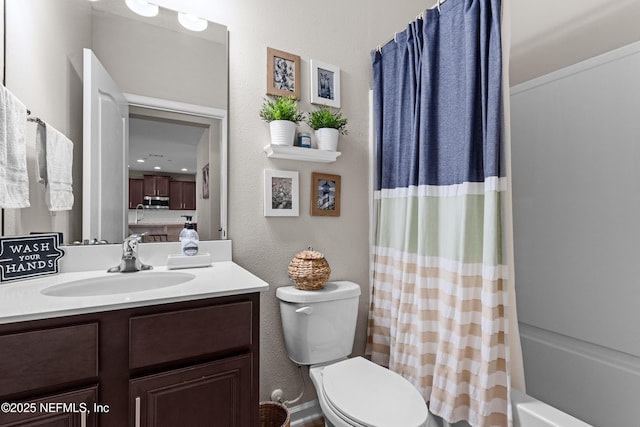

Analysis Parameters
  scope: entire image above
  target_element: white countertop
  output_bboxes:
[0,261,268,325]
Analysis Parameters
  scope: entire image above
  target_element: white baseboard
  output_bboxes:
[289,399,323,427]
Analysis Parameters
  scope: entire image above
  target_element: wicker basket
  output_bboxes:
[287,248,331,290]
[259,401,290,427]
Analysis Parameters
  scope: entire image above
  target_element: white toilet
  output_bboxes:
[276,281,429,427]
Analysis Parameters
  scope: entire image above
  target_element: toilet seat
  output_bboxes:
[320,357,428,427]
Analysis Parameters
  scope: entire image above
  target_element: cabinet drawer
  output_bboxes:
[129,301,253,369]
[0,323,98,396]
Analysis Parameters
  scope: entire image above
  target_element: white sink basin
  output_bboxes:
[41,271,196,297]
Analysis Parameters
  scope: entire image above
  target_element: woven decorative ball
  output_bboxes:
[287,248,331,290]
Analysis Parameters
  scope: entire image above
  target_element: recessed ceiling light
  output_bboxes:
[125,0,159,17]
[137,159,145,163]
[153,166,161,170]
[178,12,208,32]
[181,168,188,172]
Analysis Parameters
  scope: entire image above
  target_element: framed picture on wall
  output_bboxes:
[311,172,341,216]
[202,163,210,199]
[266,47,301,98]
[264,169,299,217]
[310,60,341,108]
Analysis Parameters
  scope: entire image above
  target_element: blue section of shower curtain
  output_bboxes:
[372,0,503,190]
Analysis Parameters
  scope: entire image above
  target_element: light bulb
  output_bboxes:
[178,12,208,32]
[125,0,159,17]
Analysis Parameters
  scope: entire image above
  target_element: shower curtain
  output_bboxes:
[368,0,516,426]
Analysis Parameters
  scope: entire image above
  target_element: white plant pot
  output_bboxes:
[269,120,297,146]
[315,128,339,151]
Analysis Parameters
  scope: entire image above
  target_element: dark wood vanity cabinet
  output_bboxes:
[0,293,260,427]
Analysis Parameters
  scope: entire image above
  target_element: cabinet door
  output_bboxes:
[168,181,183,210]
[143,176,170,197]
[129,179,144,209]
[155,176,170,197]
[130,355,252,427]
[169,181,196,210]
[0,386,98,427]
[182,182,196,210]
[143,175,156,196]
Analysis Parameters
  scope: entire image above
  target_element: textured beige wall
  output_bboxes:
[212,0,428,404]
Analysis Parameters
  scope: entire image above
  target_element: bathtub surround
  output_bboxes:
[511,41,640,425]
[369,1,517,425]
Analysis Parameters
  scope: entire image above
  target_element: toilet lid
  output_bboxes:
[322,357,428,427]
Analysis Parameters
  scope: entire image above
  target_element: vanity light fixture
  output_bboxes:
[178,12,208,32]
[124,0,208,32]
[125,0,159,18]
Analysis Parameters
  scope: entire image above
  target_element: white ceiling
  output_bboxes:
[129,117,206,175]
[510,0,640,85]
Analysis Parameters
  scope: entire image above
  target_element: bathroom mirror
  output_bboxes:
[2,0,228,244]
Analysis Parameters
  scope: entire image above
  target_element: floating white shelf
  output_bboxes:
[263,144,341,163]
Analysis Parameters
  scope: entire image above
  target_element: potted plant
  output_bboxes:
[260,96,305,146]
[307,105,348,151]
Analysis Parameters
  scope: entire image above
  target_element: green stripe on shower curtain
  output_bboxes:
[375,188,503,266]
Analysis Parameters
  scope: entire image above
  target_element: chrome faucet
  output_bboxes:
[107,234,153,273]
[135,203,145,224]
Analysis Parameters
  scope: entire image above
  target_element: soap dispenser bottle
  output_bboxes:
[179,215,199,256]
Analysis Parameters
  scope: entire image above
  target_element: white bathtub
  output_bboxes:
[304,388,594,427]
[511,389,593,427]
[423,390,593,427]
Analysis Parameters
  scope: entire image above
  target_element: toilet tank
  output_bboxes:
[276,281,361,365]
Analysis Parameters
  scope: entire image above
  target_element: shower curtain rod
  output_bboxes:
[373,0,447,53]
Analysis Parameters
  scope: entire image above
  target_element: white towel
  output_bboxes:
[0,85,29,208]
[36,122,74,211]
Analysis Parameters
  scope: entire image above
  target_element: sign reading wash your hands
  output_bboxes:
[0,234,65,282]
